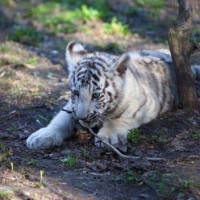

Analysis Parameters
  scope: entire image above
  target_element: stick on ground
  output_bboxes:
[88,128,164,162]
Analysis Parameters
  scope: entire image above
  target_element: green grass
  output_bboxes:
[192,130,200,140]
[125,170,199,199]
[0,54,38,69]
[127,128,143,145]
[8,26,43,46]
[0,58,10,67]
[190,28,200,45]
[180,178,193,190]
[123,170,142,184]
[41,0,111,19]
[0,142,12,170]
[61,156,77,167]
[25,58,38,65]
[191,28,200,36]
[0,189,10,199]
[81,5,101,21]
[97,42,123,54]
[142,171,200,198]
[27,159,38,166]
[136,0,164,8]
[36,115,50,123]
[25,0,130,37]
[143,172,176,198]
[10,162,14,173]
[135,0,164,16]
[14,58,38,67]
[124,171,176,198]
[35,182,44,189]
[0,0,13,4]
[150,132,167,144]
[27,1,110,34]
[35,170,44,189]
[195,182,200,189]
[8,84,26,100]
[103,17,129,37]
[0,44,11,53]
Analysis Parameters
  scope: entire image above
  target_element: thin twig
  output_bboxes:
[88,128,164,162]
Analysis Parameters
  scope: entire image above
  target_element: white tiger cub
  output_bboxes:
[26,41,200,151]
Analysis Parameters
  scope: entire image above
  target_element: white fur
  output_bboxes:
[26,42,200,151]
[27,101,75,149]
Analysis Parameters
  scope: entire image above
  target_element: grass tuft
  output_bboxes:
[61,156,77,167]
[128,128,143,145]
[8,26,43,46]
[192,130,200,140]
[135,0,164,15]
[0,189,10,199]
[103,17,129,37]
[0,44,11,53]
[26,0,127,37]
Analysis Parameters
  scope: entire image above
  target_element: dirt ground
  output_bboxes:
[0,1,200,200]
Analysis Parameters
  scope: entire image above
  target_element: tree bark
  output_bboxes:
[168,0,199,110]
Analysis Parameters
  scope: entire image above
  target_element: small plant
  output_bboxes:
[81,5,100,22]
[35,170,44,189]
[124,170,142,184]
[47,71,54,79]
[27,159,38,166]
[0,44,10,53]
[192,130,200,140]
[25,57,38,65]
[180,178,193,190]
[35,181,44,189]
[195,182,200,189]
[103,17,129,37]
[36,115,49,123]
[40,170,44,179]
[190,28,200,44]
[158,176,176,198]
[61,156,77,167]
[83,144,87,160]
[10,162,14,172]
[0,142,6,152]
[0,143,12,165]
[8,125,18,132]
[9,26,43,46]
[8,84,25,100]
[102,43,122,54]
[135,0,164,17]
[0,0,13,4]
[127,128,143,145]
[0,189,10,199]
[151,135,159,144]
[143,172,176,198]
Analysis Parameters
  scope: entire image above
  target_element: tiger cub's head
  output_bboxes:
[66,41,130,128]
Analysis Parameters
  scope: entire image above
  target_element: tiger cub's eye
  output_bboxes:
[92,92,100,99]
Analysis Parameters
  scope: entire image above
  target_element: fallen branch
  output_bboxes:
[88,128,164,162]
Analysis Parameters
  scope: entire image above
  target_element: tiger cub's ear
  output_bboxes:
[112,53,130,76]
[66,41,87,72]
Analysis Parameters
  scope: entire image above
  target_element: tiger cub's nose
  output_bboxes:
[75,110,88,121]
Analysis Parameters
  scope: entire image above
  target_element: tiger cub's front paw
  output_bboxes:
[26,127,64,149]
[94,131,128,152]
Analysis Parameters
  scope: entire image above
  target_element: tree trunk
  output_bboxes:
[168,0,199,110]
